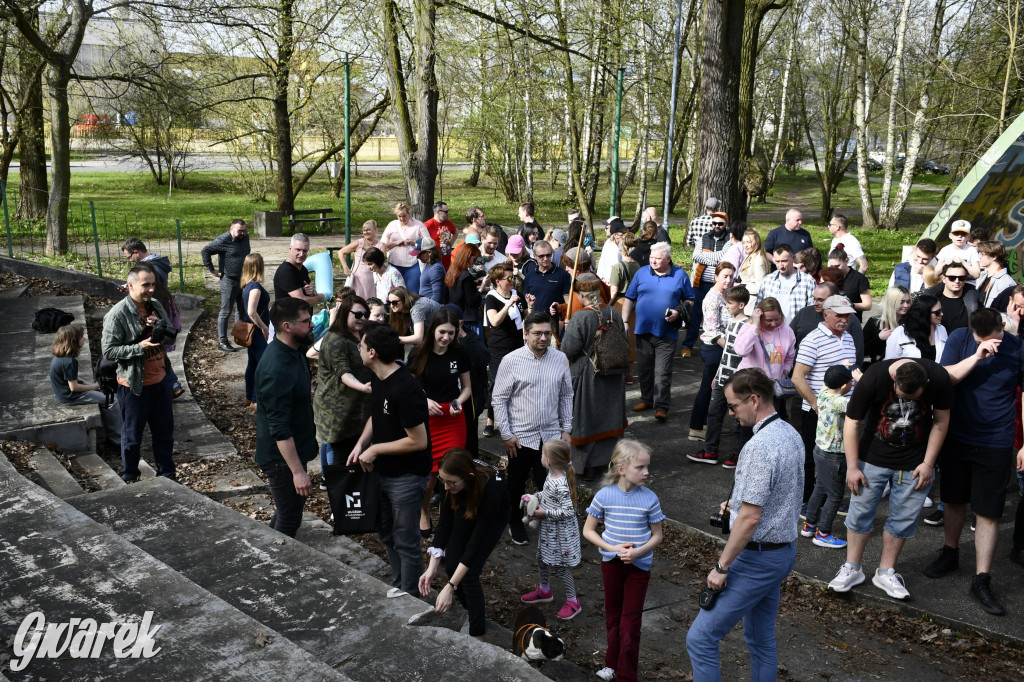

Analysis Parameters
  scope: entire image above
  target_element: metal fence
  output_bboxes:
[2,181,207,293]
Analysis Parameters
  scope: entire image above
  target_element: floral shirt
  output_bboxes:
[815,389,850,453]
[700,287,730,346]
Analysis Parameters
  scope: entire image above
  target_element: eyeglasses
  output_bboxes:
[727,395,753,411]
[290,316,313,327]
[351,311,367,320]
[931,309,944,316]
[536,253,553,259]
[712,222,727,227]
[528,331,553,338]
[388,299,401,307]
[503,276,515,282]
[945,275,967,282]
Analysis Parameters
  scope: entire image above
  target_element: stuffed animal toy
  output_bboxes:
[520,494,541,530]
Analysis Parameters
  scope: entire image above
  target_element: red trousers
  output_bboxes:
[601,558,651,682]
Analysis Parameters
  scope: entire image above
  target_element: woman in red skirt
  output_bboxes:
[408,308,472,538]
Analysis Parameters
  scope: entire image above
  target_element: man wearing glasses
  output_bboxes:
[274,232,325,306]
[524,240,571,331]
[491,311,573,545]
[424,201,456,269]
[254,297,318,538]
[924,262,978,333]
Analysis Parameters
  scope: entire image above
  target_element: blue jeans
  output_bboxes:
[690,342,723,430]
[261,460,308,538]
[845,461,932,539]
[394,263,421,294]
[118,378,175,481]
[683,280,713,349]
[686,543,796,681]
[379,473,428,593]
[244,331,268,402]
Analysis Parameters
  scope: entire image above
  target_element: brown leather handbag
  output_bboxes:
[231,320,255,347]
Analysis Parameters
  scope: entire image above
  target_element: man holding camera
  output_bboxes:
[101,265,177,482]
[686,368,803,681]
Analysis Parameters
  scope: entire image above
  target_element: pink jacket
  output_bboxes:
[733,323,796,375]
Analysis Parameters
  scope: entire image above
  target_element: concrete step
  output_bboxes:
[70,453,126,490]
[0,449,351,680]
[293,511,389,577]
[70,478,549,682]
[28,446,84,499]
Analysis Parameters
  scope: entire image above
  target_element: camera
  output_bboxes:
[469,258,488,280]
[709,508,730,535]
[150,319,176,345]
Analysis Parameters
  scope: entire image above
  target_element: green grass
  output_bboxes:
[3,166,949,299]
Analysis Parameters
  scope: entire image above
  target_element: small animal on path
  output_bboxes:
[513,604,566,661]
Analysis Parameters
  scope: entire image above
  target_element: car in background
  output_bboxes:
[921,159,950,174]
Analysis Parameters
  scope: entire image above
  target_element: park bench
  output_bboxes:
[287,208,340,234]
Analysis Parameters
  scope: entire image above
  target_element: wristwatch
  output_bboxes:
[714,561,729,574]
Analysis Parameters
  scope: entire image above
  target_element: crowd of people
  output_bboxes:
[44,202,1024,680]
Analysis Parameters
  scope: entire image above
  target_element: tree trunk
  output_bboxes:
[879,0,911,220]
[766,19,796,193]
[998,0,1022,134]
[697,0,745,221]
[274,0,295,213]
[632,21,652,228]
[555,0,593,225]
[45,71,70,255]
[852,5,877,229]
[15,9,48,221]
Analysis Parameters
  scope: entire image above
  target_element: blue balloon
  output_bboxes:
[305,251,334,300]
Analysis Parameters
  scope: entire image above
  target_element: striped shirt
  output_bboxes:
[586,484,666,571]
[491,345,573,449]
[714,317,749,384]
[756,270,816,322]
[795,323,857,411]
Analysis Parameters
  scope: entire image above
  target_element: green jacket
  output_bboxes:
[254,340,317,468]
[101,296,171,396]
[313,331,373,445]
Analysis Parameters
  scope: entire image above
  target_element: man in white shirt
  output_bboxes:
[936,220,980,280]
[828,214,868,273]
[480,224,507,274]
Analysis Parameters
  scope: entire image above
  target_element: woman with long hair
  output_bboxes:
[885,294,948,361]
[49,324,122,445]
[387,286,441,347]
[445,244,487,337]
[630,220,659,267]
[381,202,430,293]
[864,286,910,363]
[482,261,525,438]
[313,295,373,471]
[362,246,405,301]
[338,220,380,300]
[733,296,797,418]
[407,309,473,538]
[240,253,271,408]
[795,247,822,282]
[738,229,770,314]
[689,262,736,440]
[418,448,510,640]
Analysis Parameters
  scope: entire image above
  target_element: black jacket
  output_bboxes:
[201,231,251,279]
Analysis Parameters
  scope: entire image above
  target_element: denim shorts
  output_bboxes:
[844,461,933,539]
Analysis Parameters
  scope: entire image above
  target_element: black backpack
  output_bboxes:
[32,308,74,333]
[93,357,119,409]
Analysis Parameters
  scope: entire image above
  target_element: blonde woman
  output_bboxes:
[381,202,429,292]
[339,220,380,300]
[241,253,271,408]
[738,229,770,314]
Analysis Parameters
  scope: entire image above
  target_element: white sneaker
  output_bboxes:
[872,569,910,600]
[923,496,934,508]
[827,563,865,593]
[386,587,409,598]
[596,668,616,681]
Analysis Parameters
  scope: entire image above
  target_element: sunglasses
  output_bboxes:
[712,222,727,227]
[503,276,515,282]
[931,309,944,316]
[388,299,401,307]
[945,275,967,282]
[351,311,367,320]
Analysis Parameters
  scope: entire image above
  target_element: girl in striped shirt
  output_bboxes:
[584,440,666,682]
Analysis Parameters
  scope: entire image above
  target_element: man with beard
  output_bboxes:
[254,297,317,537]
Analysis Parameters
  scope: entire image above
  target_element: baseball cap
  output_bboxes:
[409,236,436,256]
[564,247,591,265]
[465,233,481,245]
[823,295,855,314]
[949,219,971,235]
[824,365,854,390]
[506,235,527,254]
[604,217,627,235]
[552,229,568,245]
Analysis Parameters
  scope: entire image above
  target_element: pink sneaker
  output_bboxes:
[521,587,553,603]
[557,599,582,620]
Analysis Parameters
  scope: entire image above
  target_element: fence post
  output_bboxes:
[90,201,103,278]
[176,219,185,293]
[1,181,11,257]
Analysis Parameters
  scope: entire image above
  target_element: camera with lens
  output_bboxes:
[149,318,176,345]
[709,508,730,535]
[469,257,488,280]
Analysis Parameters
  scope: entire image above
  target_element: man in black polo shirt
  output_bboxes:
[274,233,325,305]
[764,209,813,264]
[349,322,431,597]
[827,247,871,322]
[524,240,571,323]
[923,262,978,334]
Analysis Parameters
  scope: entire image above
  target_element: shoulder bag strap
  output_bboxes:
[756,333,782,379]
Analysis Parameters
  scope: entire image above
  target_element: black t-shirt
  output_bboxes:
[274,262,310,301]
[938,293,969,333]
[843,269,870,320]
[371,365,431,476]
[421,346,468,403]
[484,292,524,352]
[846,358,953,470]
[50,356,78,403]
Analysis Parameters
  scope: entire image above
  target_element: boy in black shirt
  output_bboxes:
[349,322,431,597]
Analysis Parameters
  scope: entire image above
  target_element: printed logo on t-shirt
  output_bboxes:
[875,392,926,447]
[450,360,459,373]
[383,398,390,415]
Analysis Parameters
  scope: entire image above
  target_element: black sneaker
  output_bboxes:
[482,424,496,438]
[970,573,1005,615]
[509,526,529,545]
[923,509,944,526]
[923,545,959,578]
